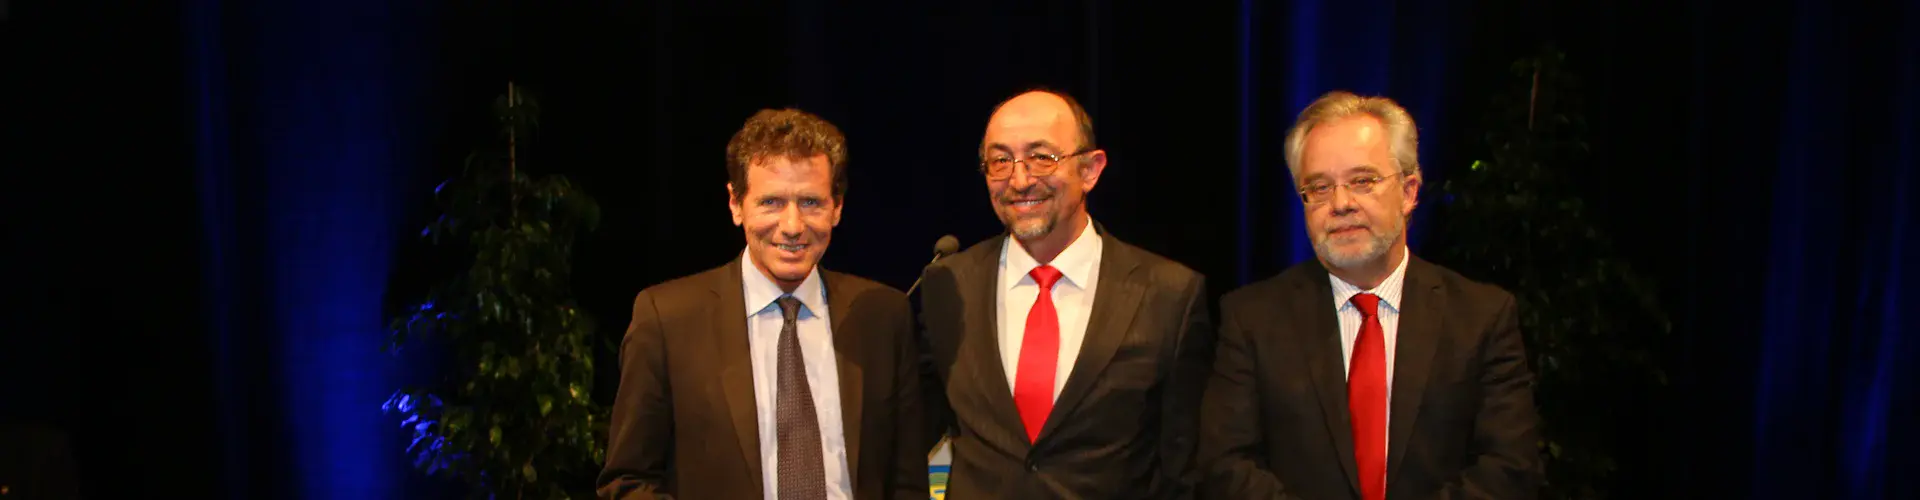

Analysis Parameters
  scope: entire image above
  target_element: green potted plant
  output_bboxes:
[1430,49,1671,499]
[384,83,608,499]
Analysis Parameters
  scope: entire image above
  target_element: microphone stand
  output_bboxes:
[905,253,943,296]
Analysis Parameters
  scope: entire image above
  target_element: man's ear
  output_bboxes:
[1401,172,1421,217]
[1079,149,1109,192]
[830,196,844,227]
[727,183,744,226]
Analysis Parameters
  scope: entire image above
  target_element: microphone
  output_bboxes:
[905,235,961,296]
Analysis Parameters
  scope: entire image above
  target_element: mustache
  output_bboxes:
[998,184,1056,204]
[1324,220,1371,234]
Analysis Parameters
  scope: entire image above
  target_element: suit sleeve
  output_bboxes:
[1196,292,1298,499]
[1158,275,1215,500]
[888,293,932,500]
[915,270,955,453]
[597,290,675,500]
[1438,291,1543,500]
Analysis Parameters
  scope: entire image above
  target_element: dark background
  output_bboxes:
[3,0,1915,498]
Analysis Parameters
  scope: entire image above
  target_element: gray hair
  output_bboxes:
[1282,91,1420,181]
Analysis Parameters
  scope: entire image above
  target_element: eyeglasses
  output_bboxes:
[1297,172,1406,205]
[979,148,1093,180]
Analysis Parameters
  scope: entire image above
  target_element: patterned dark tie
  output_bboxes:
[774,296,827,500]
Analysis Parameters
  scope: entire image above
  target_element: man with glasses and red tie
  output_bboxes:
[915,89,1215,499]
[1197,91,1542,500]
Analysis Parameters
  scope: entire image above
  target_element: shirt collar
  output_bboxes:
[1001,215,1102,290]
[1329,247,1411,313]
[740,248,827,319]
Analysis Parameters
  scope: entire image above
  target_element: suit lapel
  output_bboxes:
[711,258,763,485]
[959,235,1028,449]
[1035,233,1142,444]
[823,271,865,486]
[1299,268,1362,496]
[1386,257,1444,490]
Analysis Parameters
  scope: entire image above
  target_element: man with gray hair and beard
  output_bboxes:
[1197,91,1542,500]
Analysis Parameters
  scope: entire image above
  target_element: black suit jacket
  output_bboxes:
[598,257,926,500]
[1197,256,1542,499]
[919,230,1214,499]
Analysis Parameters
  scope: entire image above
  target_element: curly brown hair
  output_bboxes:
[725,108,849,201]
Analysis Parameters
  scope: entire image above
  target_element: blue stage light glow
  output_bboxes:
[191,0,428,497]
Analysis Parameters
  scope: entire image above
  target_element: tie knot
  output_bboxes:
[1030,265,1064,290]
[775,296,802,322]
[1350,293,1381,319]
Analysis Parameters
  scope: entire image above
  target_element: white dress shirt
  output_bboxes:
[996,217,1102,401]
[741,251,851,500]
[1329,247,1411,457]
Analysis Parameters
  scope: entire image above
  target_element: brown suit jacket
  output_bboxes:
[918,230,1214,499]
[1197,256,1542,499]
[598,257,926,500]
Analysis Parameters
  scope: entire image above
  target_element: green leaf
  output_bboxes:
[449,410,471,432]
[522,463,537,482]
[538,394,554,416]
[489,425,502,446]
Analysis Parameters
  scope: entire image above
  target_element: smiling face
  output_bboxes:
[980,91,1107,242]
[1297,114,1419,271]
[728,153,842,291]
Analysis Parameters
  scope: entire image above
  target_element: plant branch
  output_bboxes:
[1529,64,1541,132]
[508,81,520,220]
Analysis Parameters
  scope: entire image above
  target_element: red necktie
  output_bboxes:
[1013,265,1064,444]
[1348,293,1388,500]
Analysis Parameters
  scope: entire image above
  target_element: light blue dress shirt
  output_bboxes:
[740,251,851,500]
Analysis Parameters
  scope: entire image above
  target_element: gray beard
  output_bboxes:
[1316,225,1398,270]
[1011,216,1054,240]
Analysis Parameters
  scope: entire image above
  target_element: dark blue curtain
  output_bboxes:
[189,0,441,497]
[1740,0,1920,497]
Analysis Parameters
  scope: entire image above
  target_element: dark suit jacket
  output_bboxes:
[918,230,1214,499]
[598,257,927,500]
[1197,256,1542,499]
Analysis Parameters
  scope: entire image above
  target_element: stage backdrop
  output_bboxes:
[0,0,1913,498]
